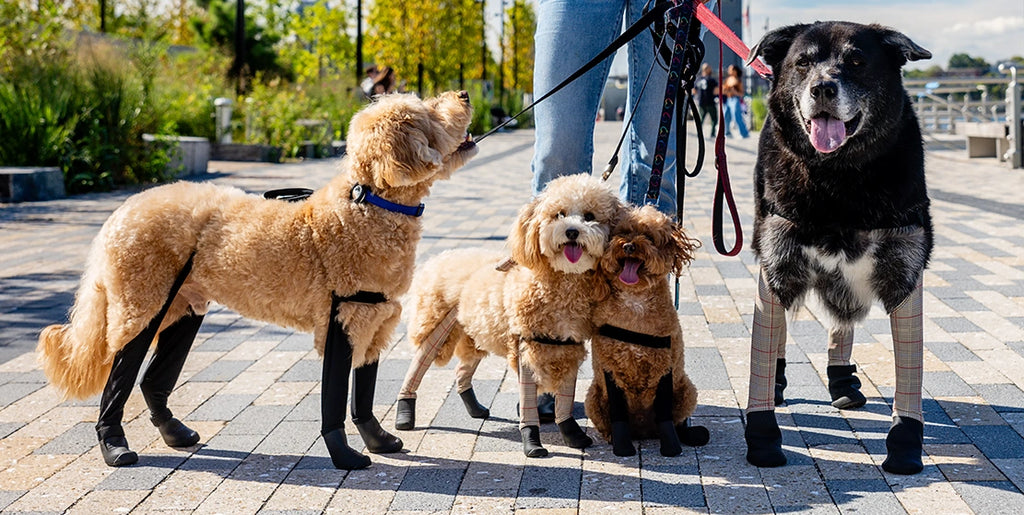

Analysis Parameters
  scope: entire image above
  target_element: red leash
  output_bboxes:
[696,2,772,79]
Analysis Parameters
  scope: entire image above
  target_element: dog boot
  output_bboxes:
[153,417,200,448]
[557,418,593,449]
[676,418,711,447]
[99,436,139,467]
[745,410,786,467]
[610,421,636,457]
[828,364,867,409]
[774,358,787,406]
[351,362,403,454]
[658,420,683,457]
[537,392,556,423]
[322,426,371,470]
[882,416,924,475]
[459,388,490,419]
[521,426,549,457]
[395,398,416,430]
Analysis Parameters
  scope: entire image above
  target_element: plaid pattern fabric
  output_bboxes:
[890,281,924,422]
[554,374,578,424]
[827,327,854,366]
[747,269,788,413]
[398,307,459,400]
[455,355,482,394]
[518,360,540,428]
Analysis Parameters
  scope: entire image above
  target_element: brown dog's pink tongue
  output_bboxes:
[810,116,846,153]
[619,259,640,285]
[564,243,583,263]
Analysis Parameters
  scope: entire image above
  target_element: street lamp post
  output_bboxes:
[234,0,246,94]
[479,0,487,84]
[356,0,364,84]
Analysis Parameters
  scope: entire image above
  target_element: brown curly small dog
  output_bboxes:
[38,91,477,470]
[395,174,626,457]
[585,205,710,457]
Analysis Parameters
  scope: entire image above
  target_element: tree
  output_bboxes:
[948,53,989,71]
[501,0,535,95]
[366,0,484,95]
[191,0,291,87]
[280,0,354,83]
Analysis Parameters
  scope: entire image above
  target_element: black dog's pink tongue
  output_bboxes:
[619,259,641,285]
[564,243,583,264]
[810,116,846,153]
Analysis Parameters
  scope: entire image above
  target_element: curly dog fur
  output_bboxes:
[39,91,478,400]
[585,206,707,455]
[400,175,625,452]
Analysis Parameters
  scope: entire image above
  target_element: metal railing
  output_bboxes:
[905,77,1010,134]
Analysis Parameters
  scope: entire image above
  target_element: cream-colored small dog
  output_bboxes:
[395,174,625,457]
[38,91,478,470]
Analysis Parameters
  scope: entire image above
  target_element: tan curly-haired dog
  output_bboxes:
[38,91,478,470]
[585,205,710,457]
[395,174,625,457]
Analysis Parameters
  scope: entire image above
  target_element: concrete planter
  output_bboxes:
[211,143,283,163]
[143,134,211,177]
[0,167,66,203]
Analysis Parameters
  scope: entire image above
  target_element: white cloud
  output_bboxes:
[950,16,1024,36]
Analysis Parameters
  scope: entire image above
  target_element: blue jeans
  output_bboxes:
[532,0,713,216]
[724,95,749,138]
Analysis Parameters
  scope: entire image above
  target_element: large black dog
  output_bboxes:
[743,22,933,474]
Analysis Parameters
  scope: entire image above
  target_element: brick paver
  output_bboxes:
[1,122,1022,513]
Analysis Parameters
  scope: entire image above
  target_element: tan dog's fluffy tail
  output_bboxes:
[37,267,114,400]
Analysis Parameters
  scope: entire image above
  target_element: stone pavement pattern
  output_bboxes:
[1,124,1023,513]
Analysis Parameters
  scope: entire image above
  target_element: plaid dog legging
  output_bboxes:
[746,268,923,422]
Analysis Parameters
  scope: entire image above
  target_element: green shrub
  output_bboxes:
[750,93,768,132]
[0,56,82,167]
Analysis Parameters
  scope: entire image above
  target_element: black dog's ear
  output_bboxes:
[873,25,932,66]
[747,23,811,69]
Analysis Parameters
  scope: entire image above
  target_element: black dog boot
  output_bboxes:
[99,436,139,467]
[745,410,786,467]
[676,418,711,447]
[153,416,200,448]
[521,426,548,457]
[537,392,556,423]
[658,420,683,457]
[557,418,593,449]
[459,388,490,419]
[354,416,404,453]
[828,364,867,409]
[882,416,924,475]
[610,421,636,457]
[774,358,787,406]
[322,427,371,470]
[395,398,416,430]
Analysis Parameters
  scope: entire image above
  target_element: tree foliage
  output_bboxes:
[948,53,990,70]
[280,0,354,83]
[191,0,291,84]
[501,0,535,94]
[366,0,485,95]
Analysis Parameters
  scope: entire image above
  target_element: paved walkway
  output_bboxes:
[1,123,1023,514]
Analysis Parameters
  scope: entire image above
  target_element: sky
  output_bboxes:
[743,0,1024,70]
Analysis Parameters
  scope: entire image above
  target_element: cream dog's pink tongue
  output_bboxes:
[564,243,583,263]
[810,116,846,153]
[619,259,641,285]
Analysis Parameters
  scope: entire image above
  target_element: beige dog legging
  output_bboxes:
[397,309,577,427]
[747,268,924,422]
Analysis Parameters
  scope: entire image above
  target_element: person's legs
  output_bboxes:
[532,0,624,195]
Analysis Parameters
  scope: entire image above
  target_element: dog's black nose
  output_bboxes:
[810,81,838,101]
[457,90,470,103]
[623,242,635,255]
[565,228,579,241]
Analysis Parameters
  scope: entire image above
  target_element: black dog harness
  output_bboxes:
[598,324,671,349]
[334,291,388,304]
[531,335,584,347]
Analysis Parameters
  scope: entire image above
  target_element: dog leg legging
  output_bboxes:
[748,269,925,422]
[398,307,459,400]
[890,281,924,422]
[827,327,854,366]
[747,269,788,412]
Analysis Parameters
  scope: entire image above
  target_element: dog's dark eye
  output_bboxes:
[556,211,565,219]
[583,212,595,222]
[795,57,811,68]
[849,57,864,67]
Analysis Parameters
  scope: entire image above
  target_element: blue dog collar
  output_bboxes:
[350,184,424,217]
